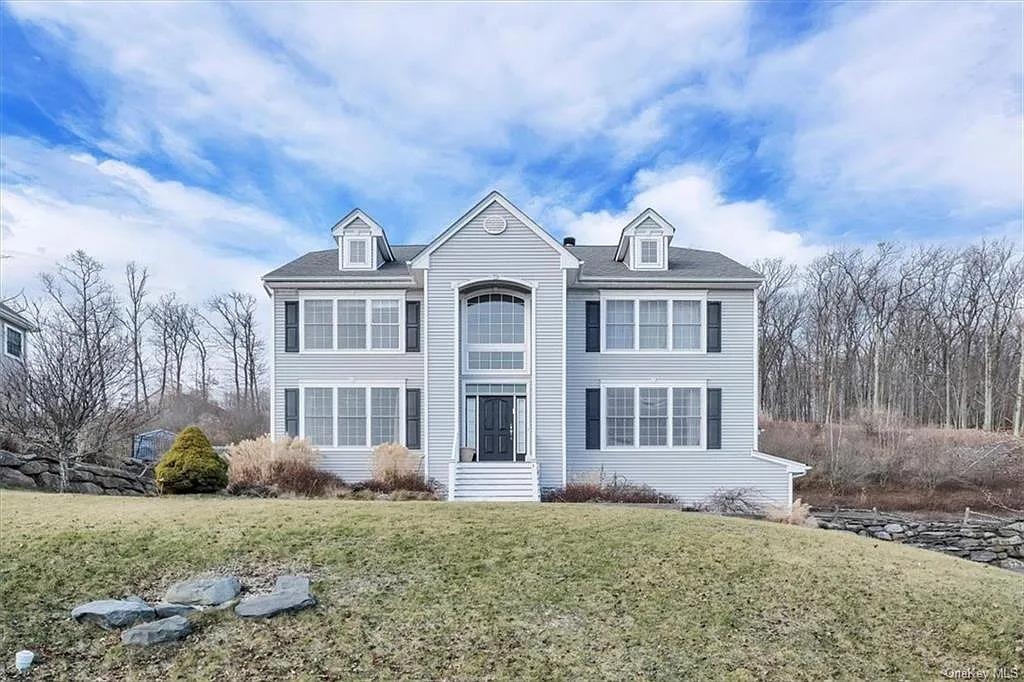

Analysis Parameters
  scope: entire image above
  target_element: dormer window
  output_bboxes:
[614,208,674,272]
[332,209,395,272]
[639,239,660,266]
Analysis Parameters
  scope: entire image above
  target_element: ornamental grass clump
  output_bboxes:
[225,435,344,497]
[155,426,228,494]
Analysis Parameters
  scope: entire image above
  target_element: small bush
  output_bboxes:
[354,471,437,495]
[700,487,764,515]
[225,435,343,497]
[765,498,816,526]
[543,471,675,504]
[155,426,228,494]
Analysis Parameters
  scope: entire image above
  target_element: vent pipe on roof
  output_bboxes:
[563,236,576,246]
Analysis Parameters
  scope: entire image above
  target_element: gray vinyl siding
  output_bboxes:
[272,288,424,482]
[565,288,791,506]
[425,200,566,491]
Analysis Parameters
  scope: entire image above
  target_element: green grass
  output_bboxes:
[1,491,1021,680]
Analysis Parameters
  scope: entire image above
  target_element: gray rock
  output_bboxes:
[121,615,191,646]
[154,602,198,617]
[36,471,61,489]
[883,523,904,534]
[71,599,156,630]
[18,460,49,476]
[954,538,981,548]
[0,450,25,467]
[235,590,316,619]
[125,595,149,606]
[1004,521,1024,533]
[969,550,998,562]
[0,467,36,488]
[992,535,1022,546]
[997,558,1024,573]
[164,576,241,605]
[67,481,104,495]
[68,469,95,482]
[275,575,310,593]
[874,531,893,541]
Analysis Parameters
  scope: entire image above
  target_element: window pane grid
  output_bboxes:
[371,300,400,349]
[606,387,635,446]
[371,387,399,445]
[337,388,366,446]
[303,300,333,350]
[304,388,334,446]
[605,300,634,350]
[337,300,366,349]
[673,300,701,350]
[467,294,525,345]
[673,387,702,446]
[348,239,367,264]
[640,239,658,264]
[468,351,524,370]
[639,301,667,349]
[639,388,668,446]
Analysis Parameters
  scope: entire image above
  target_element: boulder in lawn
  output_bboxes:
[121,615,192,646]
[154,602,199,618]
[71,599,155,630]
[274,575,310,593]
[235,590,316,619]
[164,576,240,606]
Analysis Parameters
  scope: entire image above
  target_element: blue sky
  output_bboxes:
[1,1,1021,303]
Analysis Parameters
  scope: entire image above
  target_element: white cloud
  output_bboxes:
[741,1,1023,210]
[0,137,316,306]
[556,164,820,265]
[7,2,749,201]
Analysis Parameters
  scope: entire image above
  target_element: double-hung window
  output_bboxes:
[301,296,403,351]
[371,301,400,350]
[602,296,705,352]
[303,301,334,350]
[303,388,334,446]
[640,239,659,265]
[5,326,23,359]
[337,388,366,446]
[603,385,704,449]
[370,387,400,445]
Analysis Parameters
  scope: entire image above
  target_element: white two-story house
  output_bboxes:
[263,191,807,503]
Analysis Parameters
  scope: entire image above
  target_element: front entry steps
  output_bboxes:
[449,461,540,501]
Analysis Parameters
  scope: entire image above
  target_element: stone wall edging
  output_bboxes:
[0,450,155,496]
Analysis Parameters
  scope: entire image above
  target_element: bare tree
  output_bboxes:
[0,254,147,482]
[124,262,151,408]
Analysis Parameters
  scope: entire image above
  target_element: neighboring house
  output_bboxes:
[263,191,808,504]
[0,302,34,368]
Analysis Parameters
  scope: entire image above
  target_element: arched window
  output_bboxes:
[464,293,526,371]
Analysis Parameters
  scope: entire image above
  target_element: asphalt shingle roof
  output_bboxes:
[263,244,760,282]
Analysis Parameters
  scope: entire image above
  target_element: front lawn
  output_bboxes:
[1,490,1020,679]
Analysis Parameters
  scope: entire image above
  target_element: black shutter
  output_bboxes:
[405,301,421,352]
[707,301,721,353]
[405,389,421,449]
[585,301,601,352]
[284,388,299,437]
[585,389,601,449]
[707,388,721,449]
[284,301,299,353]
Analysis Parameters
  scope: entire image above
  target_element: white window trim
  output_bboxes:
[3,323,24,361]
[298,382,406,451]
[298,292,405,354]
[461,289,531,376]
[599,381,707,451]
[636,238,663,269]
[342,234,375,270]
[599,291,707,354]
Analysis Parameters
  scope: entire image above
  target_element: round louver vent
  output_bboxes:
[483,215,507,235]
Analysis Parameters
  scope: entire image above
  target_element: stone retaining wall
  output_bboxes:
[0,450,154,496]
[813,507,1024,571]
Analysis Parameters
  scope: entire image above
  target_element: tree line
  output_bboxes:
[755,239,1024,435]
[1,250,267,470]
